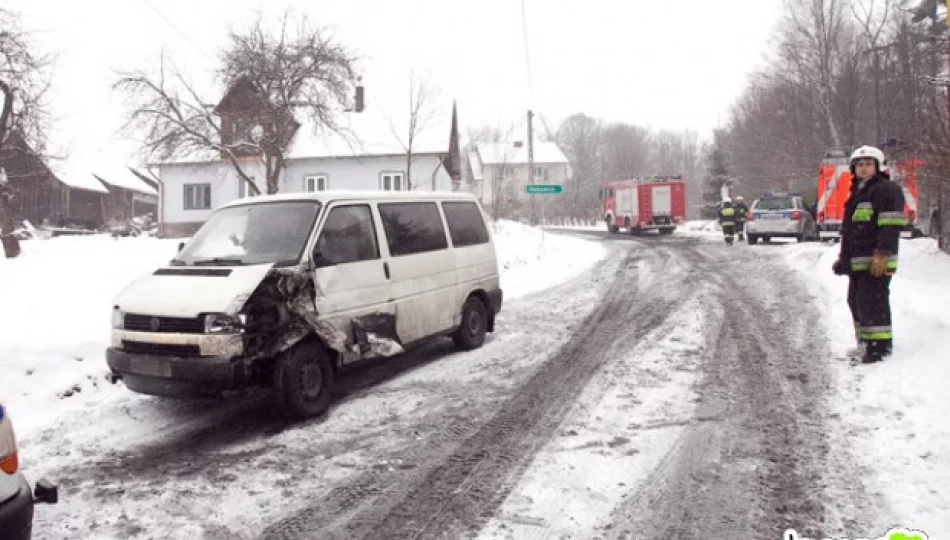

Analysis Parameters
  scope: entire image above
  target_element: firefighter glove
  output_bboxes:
[832,258,847,276]
[869,252,889,277]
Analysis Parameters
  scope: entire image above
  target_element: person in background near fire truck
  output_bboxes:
[719,198,736,245]
[832,145,905,364]
[734,196,749,241]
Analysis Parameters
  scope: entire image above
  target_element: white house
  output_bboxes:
[469,140,571,211]
[153,81,461,237]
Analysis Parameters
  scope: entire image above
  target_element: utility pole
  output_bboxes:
[527,109,535,224]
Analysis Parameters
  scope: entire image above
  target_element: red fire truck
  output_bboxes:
[600,176,687,235]
[815,147,924,238]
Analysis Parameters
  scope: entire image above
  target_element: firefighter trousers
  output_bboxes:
[721,224,735,241]
[846,272,893,357]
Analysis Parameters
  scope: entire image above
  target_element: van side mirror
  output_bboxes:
[178,242,185,253]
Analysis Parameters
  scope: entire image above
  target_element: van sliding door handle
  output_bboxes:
[383,261,390,279]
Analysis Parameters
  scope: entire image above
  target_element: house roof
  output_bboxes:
[93,164,159,196]
[153,85,453,165]
[48,163,110,194]
[285,106,450,159]
[477,141,570,165]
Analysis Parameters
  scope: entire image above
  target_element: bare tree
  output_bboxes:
[602,123,651,181]
[653,130,685,175]
[1,8,51,256]
[388,70,440,190]
[115,9,359,195]
[557,113,603,219]
[785,0,853,147]
[0,8,51,152]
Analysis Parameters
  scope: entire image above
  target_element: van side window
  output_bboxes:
[378,202,448,256]
[441,201,489,247]
[314,205,379,266]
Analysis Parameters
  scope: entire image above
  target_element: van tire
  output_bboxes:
[453,296,488,351]
[274,339,334,420]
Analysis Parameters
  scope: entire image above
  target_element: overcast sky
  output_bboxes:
[6,0,784,165]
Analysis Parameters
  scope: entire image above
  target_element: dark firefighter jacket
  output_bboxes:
[734,203,749,222]
[839,172,906,273]
[718,205,735,228]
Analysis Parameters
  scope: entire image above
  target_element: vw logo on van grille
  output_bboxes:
[149,317,161,332]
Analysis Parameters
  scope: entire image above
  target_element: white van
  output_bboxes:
[107,191,502,419]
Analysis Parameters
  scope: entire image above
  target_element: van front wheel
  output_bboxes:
[453,296,488,351]
[274,340,334,420]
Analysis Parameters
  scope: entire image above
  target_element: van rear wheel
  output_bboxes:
[453,296,488,351]
[274,340,334,420]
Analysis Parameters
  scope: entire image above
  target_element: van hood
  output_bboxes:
[113,263,277,318]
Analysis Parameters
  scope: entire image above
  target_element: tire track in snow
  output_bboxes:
[602,238,875,539]
[261,243,696,539]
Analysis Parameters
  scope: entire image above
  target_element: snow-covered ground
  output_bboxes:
[0,222,606,459]
[493,220,606,299]
[783,238,950,537]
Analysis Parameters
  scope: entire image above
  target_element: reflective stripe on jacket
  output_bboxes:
[839,173,905,274]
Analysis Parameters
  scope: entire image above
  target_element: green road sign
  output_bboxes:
[526,184,563,194]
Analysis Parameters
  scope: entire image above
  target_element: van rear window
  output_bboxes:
[379,202,449,256]
[442,202,489,247]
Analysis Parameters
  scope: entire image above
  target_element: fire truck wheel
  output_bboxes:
[747,235,758,245]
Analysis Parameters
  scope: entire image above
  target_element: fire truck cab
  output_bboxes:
[815,146,924,239]
[600,176,687,235]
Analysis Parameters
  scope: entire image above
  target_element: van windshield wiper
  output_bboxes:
[190,257,245,266]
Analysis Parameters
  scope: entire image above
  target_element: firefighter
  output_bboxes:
[832,145,906,363]
[719,198,736,245]
[734,196,749,241]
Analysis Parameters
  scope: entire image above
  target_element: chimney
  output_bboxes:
[513,141,523,148]
[355,85,365,113]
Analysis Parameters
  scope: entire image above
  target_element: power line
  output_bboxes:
[140,0,213,60]
[520,0,534,107]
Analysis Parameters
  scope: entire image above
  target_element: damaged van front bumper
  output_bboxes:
[106,347,246,397]
[106,330,249,397]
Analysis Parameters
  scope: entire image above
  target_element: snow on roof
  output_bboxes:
[286,105,451,159]
[48,163,110,194]
[477,141,569,165]
[149,95,454,166]
[468,151,484,181]
[93,163,158,196]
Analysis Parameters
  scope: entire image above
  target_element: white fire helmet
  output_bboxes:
[849,145,885,172]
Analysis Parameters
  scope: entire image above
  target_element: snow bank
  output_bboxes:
[0,236,183,434]
[493,220,607,300]
[0,223,606,438]
[784,238,950,537]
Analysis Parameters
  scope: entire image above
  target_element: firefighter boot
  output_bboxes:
[862,340,892,364]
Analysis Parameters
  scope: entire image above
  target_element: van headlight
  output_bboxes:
[112,308,125,329]
[204,313,246,334]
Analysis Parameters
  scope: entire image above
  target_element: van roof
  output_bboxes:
[218,190,479,210]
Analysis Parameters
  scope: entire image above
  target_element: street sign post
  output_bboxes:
[526,184,562,242]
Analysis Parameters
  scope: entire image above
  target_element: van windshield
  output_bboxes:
[174,201,322,266]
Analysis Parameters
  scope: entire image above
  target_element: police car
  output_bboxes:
[0,401,58,540]
[745,193,820,244]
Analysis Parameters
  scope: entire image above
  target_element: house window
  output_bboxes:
[184,183,212,210]
[493,168,504,182]
[305,174,329,192]
[533,166,548,181]
[380,172,406,192]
